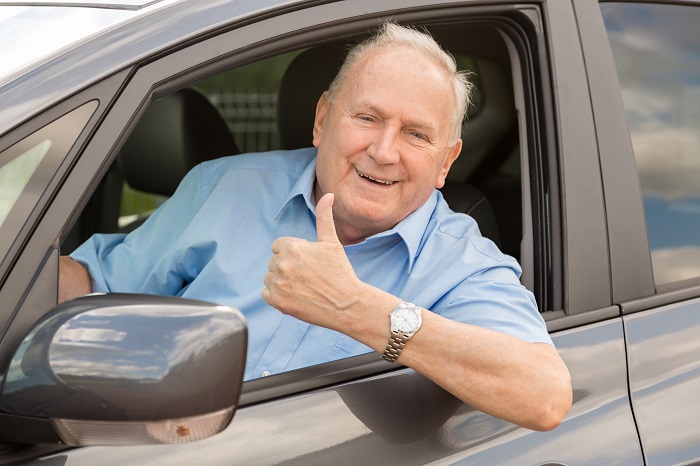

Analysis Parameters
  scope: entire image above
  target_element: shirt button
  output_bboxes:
[262,371,271,377]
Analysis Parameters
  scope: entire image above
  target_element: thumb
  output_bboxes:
[316,192,340,243]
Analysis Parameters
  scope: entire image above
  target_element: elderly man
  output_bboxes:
[60,23,571,431]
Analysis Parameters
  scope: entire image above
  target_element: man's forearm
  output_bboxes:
[59,256,92,303]
[341,284,572,431]
[263,193,572,431]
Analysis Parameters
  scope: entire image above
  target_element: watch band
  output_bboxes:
[381,332,408,363]
[381,301,421,363]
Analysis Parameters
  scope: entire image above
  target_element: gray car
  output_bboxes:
[1,0,700,464]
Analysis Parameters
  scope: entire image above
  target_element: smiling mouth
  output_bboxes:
[356,169,394,186]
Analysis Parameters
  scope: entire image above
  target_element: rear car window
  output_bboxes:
[601,2,700,286]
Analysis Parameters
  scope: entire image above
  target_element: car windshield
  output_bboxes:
[0,5,144,82]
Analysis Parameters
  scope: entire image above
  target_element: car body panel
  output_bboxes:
[573,0,655,304]
[0,0,163,6]
[541,0,611,315]
[625,299,700,465]
[21,319,642,465]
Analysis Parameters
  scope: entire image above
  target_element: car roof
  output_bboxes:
[0,0,164,8]
[0,5,145,82]
[0,0,299,136]
[0,0,184,79]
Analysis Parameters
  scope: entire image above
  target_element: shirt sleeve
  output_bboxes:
[438,261,553,345]
[70,164,206,296]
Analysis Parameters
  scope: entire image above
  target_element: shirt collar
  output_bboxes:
[275,154,319,219]
[364,191,437,272]
[276,155,438,272]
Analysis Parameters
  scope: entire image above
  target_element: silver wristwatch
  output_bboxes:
[381,301,422,363]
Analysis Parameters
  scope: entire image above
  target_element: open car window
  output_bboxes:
[61,21,536,382]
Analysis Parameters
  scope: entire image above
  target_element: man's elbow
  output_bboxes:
[530,370,573,432]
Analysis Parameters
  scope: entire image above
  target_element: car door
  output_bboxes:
[592,1,700,464]
[1,0,646,464]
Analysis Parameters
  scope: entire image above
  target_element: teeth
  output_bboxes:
[357,170,393,185]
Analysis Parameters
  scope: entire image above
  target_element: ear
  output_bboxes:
[435,139,463,189]
[312,91,331,148]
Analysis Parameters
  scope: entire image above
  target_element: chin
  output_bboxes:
[361,213,401,233]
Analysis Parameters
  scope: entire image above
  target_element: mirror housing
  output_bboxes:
[0,294,247,446]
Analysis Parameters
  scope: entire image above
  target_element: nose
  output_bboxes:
[367,126,400,165]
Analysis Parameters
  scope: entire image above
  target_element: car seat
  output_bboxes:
[117,87,240,232]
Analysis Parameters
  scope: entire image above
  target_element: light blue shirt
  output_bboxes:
[72,148,552,380]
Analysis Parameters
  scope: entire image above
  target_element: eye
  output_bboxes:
[408,130,431,143]
[357,114,375,123]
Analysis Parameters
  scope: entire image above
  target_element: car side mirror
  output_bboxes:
[0,294,247,446]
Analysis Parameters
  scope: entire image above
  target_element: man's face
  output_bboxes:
[313,47,463,245]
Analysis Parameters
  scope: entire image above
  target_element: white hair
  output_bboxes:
[328,22,473,145]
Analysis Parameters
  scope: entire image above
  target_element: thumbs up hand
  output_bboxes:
[262,193,367,332]
[314,191,340,244]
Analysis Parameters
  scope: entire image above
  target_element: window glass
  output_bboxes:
[0,101,97,259]
[0,140,51,226]
[601,3,700,286]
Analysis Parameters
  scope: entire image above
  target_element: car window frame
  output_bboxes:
[576,0,655,303]
[81,5,564,393]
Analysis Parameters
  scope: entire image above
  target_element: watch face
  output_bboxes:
[391,305,421,334]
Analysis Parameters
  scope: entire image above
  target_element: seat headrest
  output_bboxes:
[441,179,500,245]
[277,43,347,150]
[119,88,239,196]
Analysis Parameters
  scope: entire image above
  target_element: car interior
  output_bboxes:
[62,24,525,311]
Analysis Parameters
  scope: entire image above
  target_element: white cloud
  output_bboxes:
[604,4,700,202]
[651,246,700,285]
[631,121,700,200]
